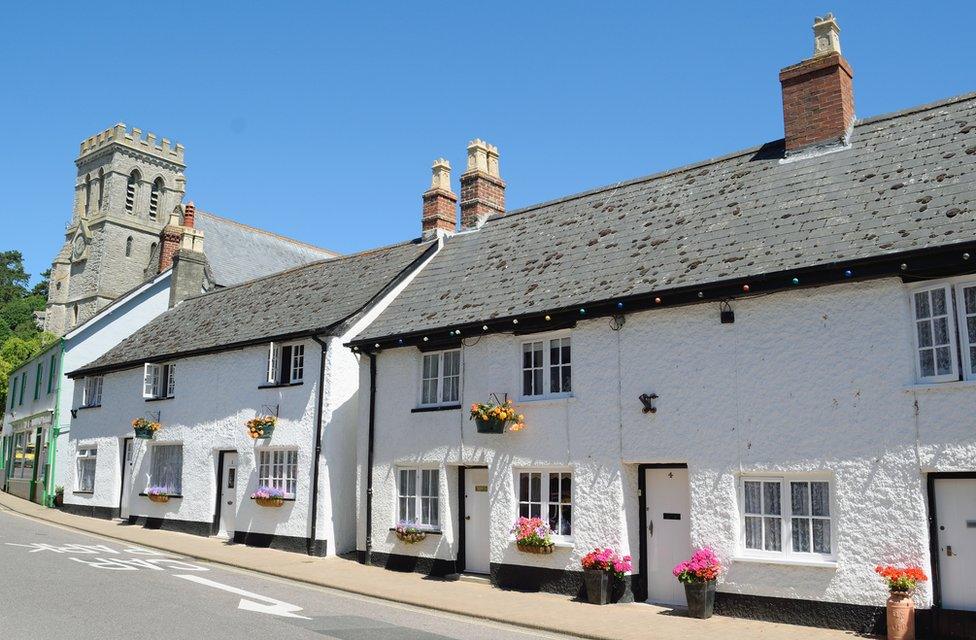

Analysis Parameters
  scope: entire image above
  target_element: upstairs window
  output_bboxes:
[909,279,976,383]
[143,363,175,400]
[9,376,16,409]
[266,342,304,385]
[82,376,103,408]
[19,371,26,405]
[33,363,42,400]
[125,170,140,214]
[419,349,461,406]
[149,178,163,220]
[47,354,57,394]
[521,334,572,399]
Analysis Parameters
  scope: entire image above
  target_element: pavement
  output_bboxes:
[0,491,866,640]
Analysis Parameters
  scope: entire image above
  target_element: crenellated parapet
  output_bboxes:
[78,123,185,165]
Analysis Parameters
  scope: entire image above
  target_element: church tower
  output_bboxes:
[44,124,186,336]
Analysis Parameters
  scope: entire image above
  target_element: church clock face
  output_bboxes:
[72,235,87,260]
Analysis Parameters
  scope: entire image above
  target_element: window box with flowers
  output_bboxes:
[132,417,161,440]
[470,398,525,434]
[247,415,276,439]
[393,521,427,544]
[251,486,286,507]
[511,517,554,554]
[145,486,174,503]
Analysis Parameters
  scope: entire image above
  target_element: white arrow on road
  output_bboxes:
[174,574,311,619]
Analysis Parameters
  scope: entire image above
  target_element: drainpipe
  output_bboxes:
[364,352,377,565]
[45,339,66,507]
[307,336,328,556]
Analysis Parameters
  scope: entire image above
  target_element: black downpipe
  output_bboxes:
[364,352,377,565]
[308,336,328,556]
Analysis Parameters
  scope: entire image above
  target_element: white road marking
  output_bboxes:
[174,574,312,619]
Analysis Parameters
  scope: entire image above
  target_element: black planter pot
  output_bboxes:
[683,580,716,619]
[584,569,611,605]
[474,417,507,434]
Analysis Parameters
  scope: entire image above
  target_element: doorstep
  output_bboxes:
[0,491,867,640]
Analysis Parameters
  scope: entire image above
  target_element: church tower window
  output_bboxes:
[125,170,140,214]
[84,174,91,215]
[125,236,133,257]
[97,169,105,211]
[149,178,163,220]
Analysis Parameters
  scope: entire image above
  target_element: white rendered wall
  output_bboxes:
[361,277,976,607]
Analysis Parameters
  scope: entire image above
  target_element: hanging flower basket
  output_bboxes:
[251,486,285,507]
[132,417,161,439]
[146,486,172,503]
[394,522,427,544]
[247,415,277,439]
[512,517,555,553]
[470,399,525,434]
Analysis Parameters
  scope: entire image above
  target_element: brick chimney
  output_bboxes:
[779,14,854,155]
[158,207,184,272]
[460,139,505,229]
[169,226,206,308]
[421,159,457,238]
[182,201,196,228]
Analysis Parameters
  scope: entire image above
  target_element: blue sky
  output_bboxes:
[2,2,974,284]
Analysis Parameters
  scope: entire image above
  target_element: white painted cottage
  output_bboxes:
[348,17,976,639]
[64,239,437,556]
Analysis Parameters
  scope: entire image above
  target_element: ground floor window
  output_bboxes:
[517,470,572,537]
[149,444,183,494]
[76,447,97,492]
[741,476,833,559]
[397,468,439,529]
[257,449,298,498]
[11,430,34,480]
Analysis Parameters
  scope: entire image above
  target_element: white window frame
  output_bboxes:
[396,466,440,530]
[418,349,462,407]
[739,476,835,562]
[953,280,976,381]
[515,468,573,540]
[257,449,299,499]
[518,331,572,400]
[148,443,183,494]
[266,342,305,385]
[909,282,959,383]
[82,376,103,408]
[76,447,97,492]
[142,363,175,399]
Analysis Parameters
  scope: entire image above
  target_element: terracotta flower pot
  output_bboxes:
[516,542,554,554]
[255,497,284,507]
[147,494,170,503]
[886,591,915,640]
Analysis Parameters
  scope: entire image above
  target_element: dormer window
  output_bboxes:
[143,363,175,400]
[266,342,304,386]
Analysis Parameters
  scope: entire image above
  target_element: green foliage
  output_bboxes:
[0,252,53,419]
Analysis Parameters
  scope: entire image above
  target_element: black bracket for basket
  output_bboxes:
[260,404,279,418]
[488,393,508,405]
[145,410,161,422]
[639,393,658,414]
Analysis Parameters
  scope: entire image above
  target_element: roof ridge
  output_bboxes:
[491,90,976,225]
[172,237,431,307]
[196,211,340,256]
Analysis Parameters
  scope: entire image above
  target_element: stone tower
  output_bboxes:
[44,124,186,336]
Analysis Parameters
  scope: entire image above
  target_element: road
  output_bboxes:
[0,508,578,640]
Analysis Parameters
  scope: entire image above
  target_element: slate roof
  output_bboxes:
[356,92,976,343]
[71,240,435,376]
[195,212,339,287]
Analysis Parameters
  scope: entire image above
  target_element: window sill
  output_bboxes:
[144,396,174,403]
[389,527,443,535]
[258,382,304,389]
[733,555,837,569]
[77,405,101,411]
[905,379,976,393]
[510,538,574,549]
[71,490,94,495]
[411,405,462,413]
[249,496,296,502]
[138,493,183,498]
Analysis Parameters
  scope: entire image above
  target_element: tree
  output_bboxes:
[31,268,50,299]
[0,250,30,306]
[0,251,52,418]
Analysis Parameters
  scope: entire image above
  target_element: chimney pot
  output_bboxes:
[183,201,196,228]
[812,13,841,57]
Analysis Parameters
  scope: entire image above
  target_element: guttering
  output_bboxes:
[364,352,377,565]
[350,240,976,351]
[45,339,66,507]
[308,335,328,556]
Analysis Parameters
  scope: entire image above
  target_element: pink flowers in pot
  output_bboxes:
[250,486,286,500]
[673,547,722,584]
[582,548,633,579]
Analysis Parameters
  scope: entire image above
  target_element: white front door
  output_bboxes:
[645,467,692,606]
[218,452,238,538]
[120,438,133,519]
[934,477,976,611]
[464,468,490,574]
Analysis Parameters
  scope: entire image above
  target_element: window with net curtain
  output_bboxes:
[150,444,183,494]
